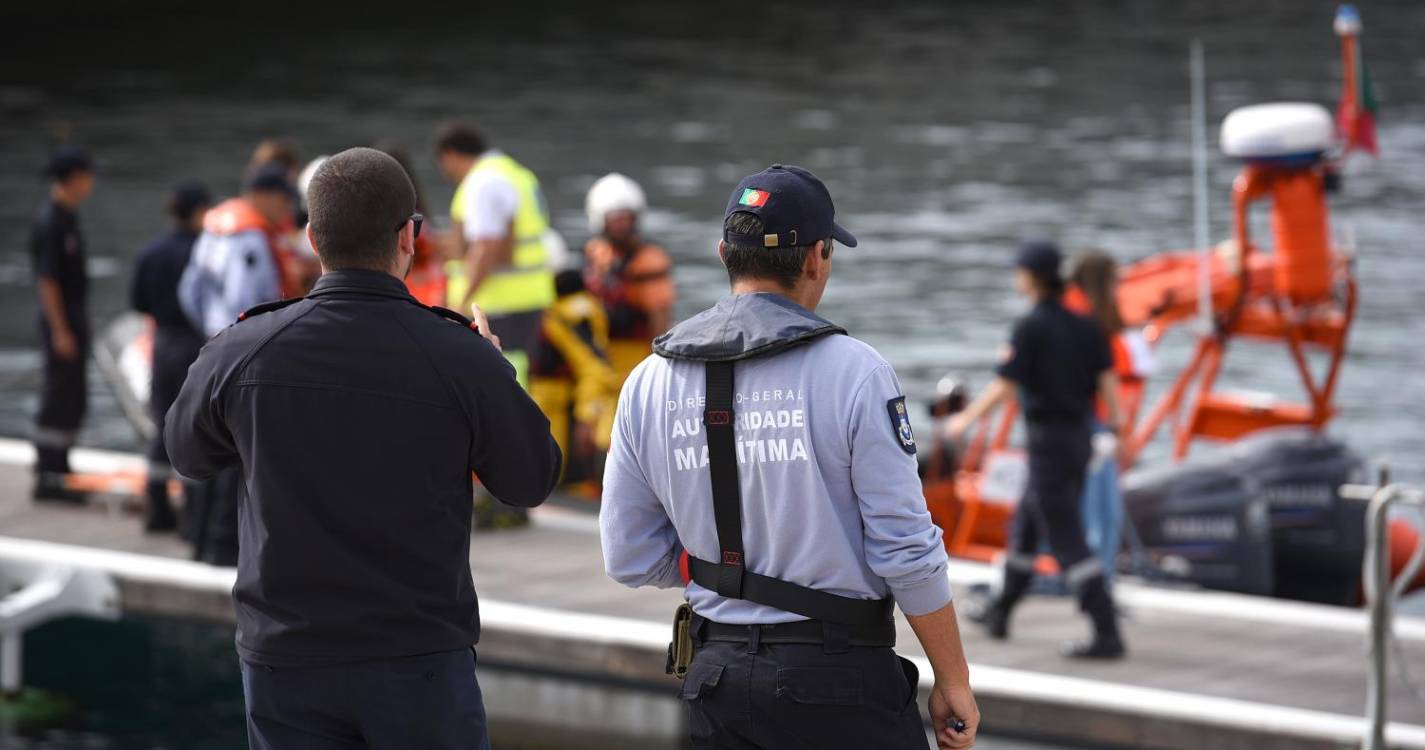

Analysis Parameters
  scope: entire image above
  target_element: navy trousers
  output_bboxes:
[1001,421,1116,626]
[241,649,490,750]
[681,637,929,750]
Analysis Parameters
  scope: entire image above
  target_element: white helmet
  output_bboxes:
[585,173,646,234]
[297,156,329,203]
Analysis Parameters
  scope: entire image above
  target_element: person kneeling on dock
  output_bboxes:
[166,147,562,750]
[601,165,978,749]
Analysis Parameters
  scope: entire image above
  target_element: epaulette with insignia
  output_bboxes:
[236,297,303,323]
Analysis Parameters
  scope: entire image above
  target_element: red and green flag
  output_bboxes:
[1335,5,1379,155]
[738,188,770,207]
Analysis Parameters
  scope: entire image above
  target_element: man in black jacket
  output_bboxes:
[166,147,561,750]
[130,180,211,533]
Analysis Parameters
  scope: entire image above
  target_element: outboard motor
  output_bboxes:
[1124,428,1366,604]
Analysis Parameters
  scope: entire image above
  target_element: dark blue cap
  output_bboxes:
[1015,240,1062,280]
[243,163,298,198]
[169,180,213,220]
[45,145,95,180]
[723,164,857,249]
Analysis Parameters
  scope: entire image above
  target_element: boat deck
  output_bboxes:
[2,446,1424,748]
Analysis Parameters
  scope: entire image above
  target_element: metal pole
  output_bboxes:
[1190,39,1212,332]
[1363,486,1395,750]
[0,631,19,695]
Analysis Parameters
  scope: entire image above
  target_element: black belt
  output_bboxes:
[700,618,896,649]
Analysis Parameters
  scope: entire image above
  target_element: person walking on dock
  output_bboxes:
[29,146,96,504]
[948,241,1127,659]
[166,147,562,750]
[129,180,212,532]
[601,164,978,749]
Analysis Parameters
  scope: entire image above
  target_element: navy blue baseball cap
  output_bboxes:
[723,164,857,249]
[44,145,95,180]
[244,163,298,198]
[168,180,213,220]
[1015,240,1063,280]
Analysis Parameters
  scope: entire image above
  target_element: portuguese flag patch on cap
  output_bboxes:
[739,188,770,207]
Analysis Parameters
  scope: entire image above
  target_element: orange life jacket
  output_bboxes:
[583,237,675,341]
[203,198,302,299]
[405,235,447,307]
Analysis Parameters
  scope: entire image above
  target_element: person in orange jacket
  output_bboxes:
[376,141,447,306]
[582,173,676,383]
[179,165,301,338]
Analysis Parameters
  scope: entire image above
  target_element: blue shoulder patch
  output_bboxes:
[886,396,916,455]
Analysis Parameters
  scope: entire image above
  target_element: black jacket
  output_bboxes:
[130,229,205,361]
[165,269,561,666]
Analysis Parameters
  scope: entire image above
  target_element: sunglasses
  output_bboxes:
[395,212,423,239]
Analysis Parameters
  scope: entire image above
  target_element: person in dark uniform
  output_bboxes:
[947,241,1126,659]
[165,147,561,750]
[129,181,212,532]
[30,146,96,503]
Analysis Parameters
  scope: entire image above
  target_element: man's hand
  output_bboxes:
[468,304,502,351]
[51,327,78,361]
[930,680,979,749]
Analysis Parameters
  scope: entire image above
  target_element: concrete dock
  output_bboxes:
[1,442,1424,749]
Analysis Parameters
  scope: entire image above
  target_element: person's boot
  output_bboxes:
[1064,586,1126,659]
[143,480,179,533]
[1062,626,1126,659]
[967,598,1012,640]
[32,471,88,505]
[968,567,1031,640]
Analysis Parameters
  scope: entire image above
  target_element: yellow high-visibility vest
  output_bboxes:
[447,152,555,315]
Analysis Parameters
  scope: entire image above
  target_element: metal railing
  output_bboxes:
[1341,481,1425,750]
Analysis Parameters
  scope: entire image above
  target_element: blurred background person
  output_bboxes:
[249,137,320,293]
[1066,249,1155,585]
[246,137,301,183]
[435,121,555,387]
[176,163,297,564]
[29,145,96,504]
[129,180,212,533]
[178,164,299,338]
[376,140,447,306]
[582,172,675,384]
[529,268,620,490]
[948,241,1126,659]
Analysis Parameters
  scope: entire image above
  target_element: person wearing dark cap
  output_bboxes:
[166,147,561,749]
[946,240,1126,659]
[129,181,212,532]
[601,164,978,749]
[178,164,299,339]
[29,145,96,503]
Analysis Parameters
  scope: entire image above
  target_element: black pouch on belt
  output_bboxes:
[666,603,694,679]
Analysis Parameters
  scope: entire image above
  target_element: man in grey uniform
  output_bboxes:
[600,165,978,749]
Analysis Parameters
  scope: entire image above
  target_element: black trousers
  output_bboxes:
[1001,421,1115,626]
[681,632,929,749]
[34,319,89,475]
[241,649,489,750]
[146,334,202,518]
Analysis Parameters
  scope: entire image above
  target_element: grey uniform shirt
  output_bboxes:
[600,293,952,624]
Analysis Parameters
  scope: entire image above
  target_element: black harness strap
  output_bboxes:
[692,360,895,629]
[704,360,745,600]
